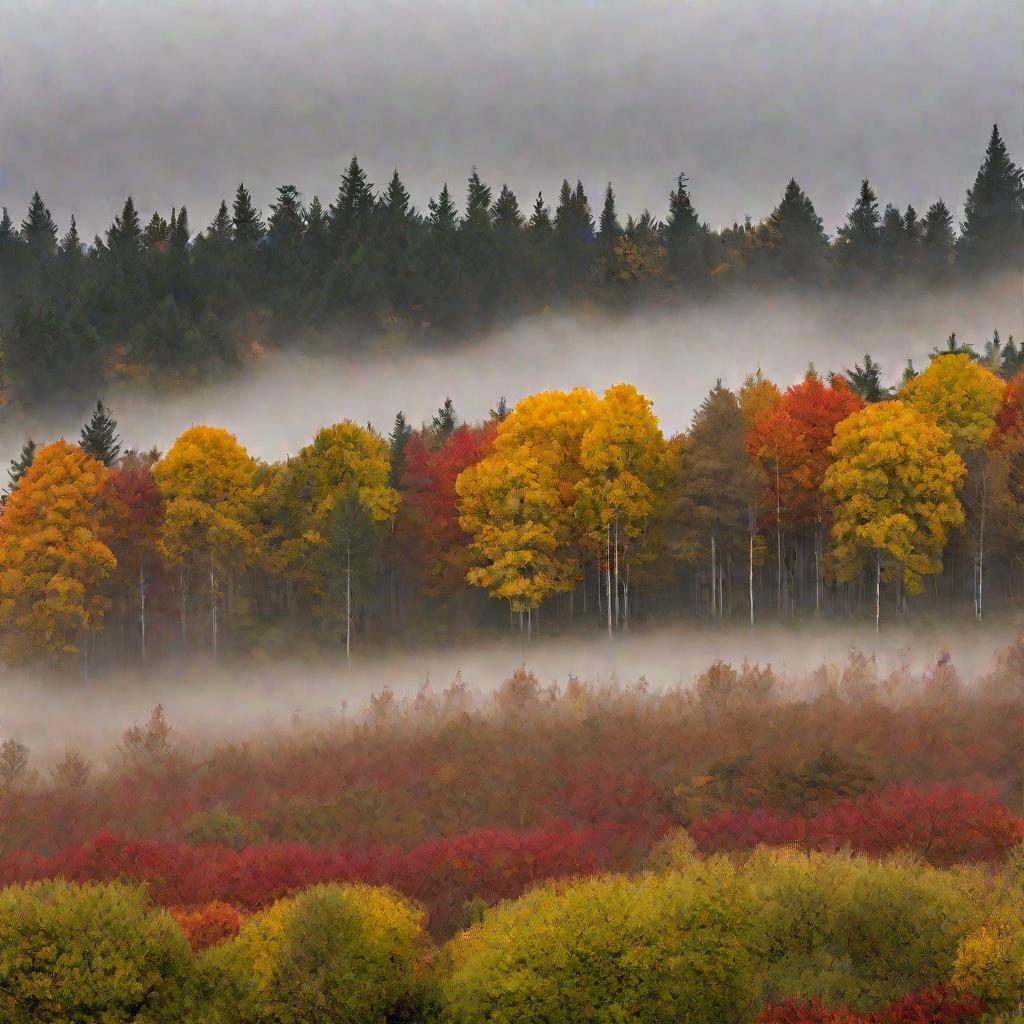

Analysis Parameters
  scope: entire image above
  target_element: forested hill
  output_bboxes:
[0,124,1021,409]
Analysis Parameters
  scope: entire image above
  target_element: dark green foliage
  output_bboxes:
[388,410,413,486]
[6,439,36,495]
[79,399,122,466]
[431,398,458,441]
[959,124,1024,269]
[844,354,891,402]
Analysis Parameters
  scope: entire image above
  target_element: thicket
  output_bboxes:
[2,851,1020,1023]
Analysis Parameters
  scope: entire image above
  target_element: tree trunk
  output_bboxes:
[210,559,218,655]
[710,533,717,622]
[875,555,881,633]
[613,517,620,629]
[179,570,188,647]
[775,459,783,617]
[748,530,755,626]
[977,471,987,620]
[139,564,147,662]
[345,534,352,665]
[606,525,613,639]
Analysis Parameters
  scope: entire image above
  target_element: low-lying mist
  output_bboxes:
[2,619,1019,767]
[2,280,1021,466]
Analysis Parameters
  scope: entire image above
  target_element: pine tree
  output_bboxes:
[79,400,122,467]
[598,183,621,246]
[232,183,265,247]
[20,192,58,256]
[431,398,458,441]
[169,206,191,249]
[6,440,36,495]
[463,169,493,230]
[388,410,413,486]
[142,211,170,250]
[921,199,955,278]
[528,192,552,236]
[491,185,524,229]
[381,170,412,220]
[664,173,700,240]
[834,179,881,280]
[490,396,509,421]
[663,173,708,286]
[330,156,375,245]
[751,178,829,282]
[845,354,891,402]
[206,200,233,243]
[0,207,16,247]
[59,216,84,259]
[106,196,142,258]
[959,124,1024,269]
[268,185,305,245]
[428,184,458,234]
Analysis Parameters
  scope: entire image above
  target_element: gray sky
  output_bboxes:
[1,0,1021,240]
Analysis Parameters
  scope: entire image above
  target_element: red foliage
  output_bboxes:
[399,423,495,595]
[995,369,1024,437]
[0,821,648,936]
[689,785,1024,866]
[756,987,985,1024]
[169,900,244,950]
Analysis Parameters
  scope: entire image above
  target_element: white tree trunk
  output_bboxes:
[345,534,352,665]
[139,564,147,662]
[606,525,613,639]
[749,531,754,627]
[875,556,881,633]
[613,517,620,629]
[210,560,218,655]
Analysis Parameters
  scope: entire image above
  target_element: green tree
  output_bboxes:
[959,124,1024,270]
[79,400,122,467]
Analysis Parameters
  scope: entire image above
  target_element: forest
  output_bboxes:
[0,124,1020,408]
[7,330,1024,666]
[0,644,1023,1021]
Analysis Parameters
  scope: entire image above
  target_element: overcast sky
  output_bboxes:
[1,0,1021,240]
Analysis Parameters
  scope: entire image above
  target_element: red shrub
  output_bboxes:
[755,987,985,1024]
[169,901,244,951]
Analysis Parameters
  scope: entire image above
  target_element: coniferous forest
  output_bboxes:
[0,124,1021,408]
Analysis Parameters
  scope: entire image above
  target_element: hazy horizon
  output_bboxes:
[2,0,1021,239]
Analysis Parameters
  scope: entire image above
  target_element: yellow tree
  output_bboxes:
[282,422,397,661]
[0,440,115,665]
[899,353,1004,617]
[577,384,673,636]
[822,401,965,631]
[153,426,260,653]
[456,388,599,634]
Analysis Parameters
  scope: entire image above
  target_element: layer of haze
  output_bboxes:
[1,621,1019,766]
[2,0,1021,238]
[1,280,1021,467]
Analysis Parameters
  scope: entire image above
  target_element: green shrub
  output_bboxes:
[0,880,192,1023]
[442,860,758,1024]
[202,882,430,1023]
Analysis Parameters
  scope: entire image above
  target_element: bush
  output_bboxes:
[0,880,192,1023]
[442,861,759,1024]
[170,900,245,950]
[203,882,429,1024]
[182,806,261,849]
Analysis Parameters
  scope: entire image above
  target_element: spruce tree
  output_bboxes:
[79,400,122,466]
[491,185,523,229]
[834,179,881,280]
[490,396,509,421]
[428,185,458,234]
[330,156,375,245]
[59,216,84,259]
[232,183,265,247]
[21,192,58,256]
[845,354,890,402]
[431,398,458,441]
[528,192,552,236]
[664,173,700,240]
[206,200,233,243]
[663,173,706,285]
[959,124,1024,268]
[6,439,36,494]
[921,199,955,278]
[106,196,142,259]
[598,183,621,247]
[268,185,305,247]
[752,179,828,282]
[169,206,192,249]
[381,170,412,220]
[463,169,493,230]
[142,211,170,250]
[388,411,413,486]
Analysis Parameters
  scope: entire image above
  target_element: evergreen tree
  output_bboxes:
[598,183,622,246]
[931,331,978,360]
[663,174,707,285]
[845,354,891,402]
[664,173,700,240]
[6,440,36,495]
[381,170,413,220]
[79,400,122,466]
[463,169,493,230]
[20,192,58,256]
[142,211,170,250]
[169,206,192,250]
[491,185,524,229]
[490,395,509,421]
[59,216,84,259]
[431,398,458,441]
[267,185,305,247]
[750,178,829,282]
[330,156,375,245]
[388,410,413,486]
[206,200,233,243]
[834,179,881,280]
[106,196,142,258]
[428,185,458,234]
[921,199,956,278]
[303,195,330,267]
[232,183,265,247]
[0,207,17,248]
[959,124,1024,269]
[528,192,552,236]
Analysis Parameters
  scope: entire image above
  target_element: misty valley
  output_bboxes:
[1,4,1023,1018]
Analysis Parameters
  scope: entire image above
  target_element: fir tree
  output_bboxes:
[79,400,122,466]
[206,200,233,243]
[106,196,142,258]
[959,124,1024,268]
[528,192,552,236]
[6,439,36,495]
[431,397,458,441]
[845,354,891,402]
[21,192,58,256]
[491,185,524,229]
[388,410,413,486]
[59,216,84,259]
[0,207,16,247]
[931,331,978,360]
[232,183,265,247]
[463,168,493,230]
[169,206,191,250]
[428,185,458,234]
[598,183,622,246]
[268,185,305,245]
[921,199,955,278]
[664,173,700,240]
[330,156,375,244]
[834,179,881,278]
[490,396,509,421]
[381,170,412,220]
[142,211,169,250]
[751,178,828,281]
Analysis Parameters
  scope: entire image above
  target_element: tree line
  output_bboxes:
[0,125,1021,407]
[4,332,1024,667]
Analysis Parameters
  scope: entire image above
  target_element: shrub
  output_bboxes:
[442,862,759,1024]
[170,900,245,950]
[755,986,986,1023]
[0,880,192,1023]
[203,882,429,1024]
[182,806,261,849]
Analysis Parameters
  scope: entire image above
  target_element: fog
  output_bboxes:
[0,618,1019,767]
[2,0,1021,237]
[1,279,1021,467]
